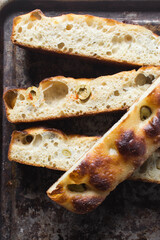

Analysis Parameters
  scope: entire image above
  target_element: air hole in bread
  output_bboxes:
[19,94,25,100]
[22,134,34,145]
[30,90,36,97]
[135,73,155,86]
[30,11,42,21]
[68,183,87,192]
[106,51,112,56]
[69,48,73,53]
[107,105,110,108]
[57,42,65,49]
[44,143,48,148]
[48,155,51,161]
[33,134,42,147]
[102,82,106,86]
[66,24,73,30]
[114,90,120,96]
[86,18,93,26]
[18,27,22,33]
[112,36,118,44]
[156,158,160,170]
[139,161,148,173]
[125,35,132,42]
[29,156,32,160]
[22,114,26,119]
[4,90,18,109]
[99,41,104,46]
[43,81,68,105]
[54,142,58,147]
[27,22,33,29]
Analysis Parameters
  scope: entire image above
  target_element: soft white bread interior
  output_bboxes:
[8,128,99,171]
[47,77,160,214]
[11,10,160,66]
[131,151,160,184]
[8,127,160,184]
[4,67,160,123]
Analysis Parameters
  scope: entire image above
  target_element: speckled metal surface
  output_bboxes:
[1,1,160,239]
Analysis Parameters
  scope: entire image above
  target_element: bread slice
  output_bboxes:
[47,77,160,214]
[8,128,99,171]
[3,66,160,123]
[11,10,160,66]
[130,151,160,184]
[8,127,160,184]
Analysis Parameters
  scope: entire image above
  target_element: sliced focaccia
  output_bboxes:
[3,67,160,123]
[8,127,99,171]
[11,10,160,66]
[47,77,160,214]
[8,127,160,184]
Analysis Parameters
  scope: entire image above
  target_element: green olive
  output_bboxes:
[68,183,87,192]
[140,106,152,121]
[76,84,91,101]
[62,149,71,157]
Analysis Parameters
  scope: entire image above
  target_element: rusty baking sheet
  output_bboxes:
[1,0,160,239]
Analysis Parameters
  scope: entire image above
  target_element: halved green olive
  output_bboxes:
[62,149,71,157]
[140,106,152,121]
[76,85,91,101]
[68,183,87,192]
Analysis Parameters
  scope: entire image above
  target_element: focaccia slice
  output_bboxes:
[11,10,160,66]
[8,127,99,171]
[47,77,160,214]
[3,67,160,123]
[8,127,160,184]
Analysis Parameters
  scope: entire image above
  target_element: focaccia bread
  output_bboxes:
[11,10,160,66]
[3,67,160,123]
[47,77,160,214]
[8,127,99,171]
[8,127,160,184]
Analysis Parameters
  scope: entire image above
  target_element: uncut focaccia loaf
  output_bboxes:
[47,77,160,214]
[8,127,160,184]
[8,128,99,171]
[3,67,160,123]
[11,10,160,66]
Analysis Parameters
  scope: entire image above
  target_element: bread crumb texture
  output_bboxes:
[12,10,160,66]
[9,128,98,171]
[4,67,160,122]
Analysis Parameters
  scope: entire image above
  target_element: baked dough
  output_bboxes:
[47,77,160,214]
[11,10,160,66]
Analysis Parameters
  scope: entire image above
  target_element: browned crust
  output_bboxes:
[11,10,160,67]
[47,79,160,214]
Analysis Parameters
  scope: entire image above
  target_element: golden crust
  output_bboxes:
[47,78,160,214]
[11,10,160,67]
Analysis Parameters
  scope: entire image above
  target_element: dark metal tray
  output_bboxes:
[1,0,160,239]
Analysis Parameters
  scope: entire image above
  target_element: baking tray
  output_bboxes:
[1,0,160,239]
